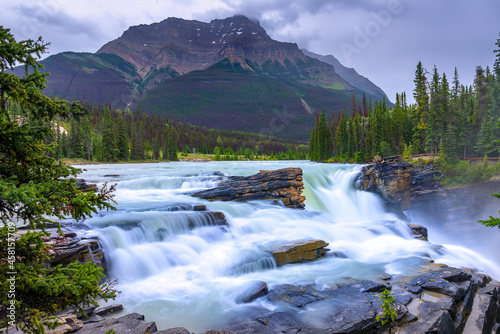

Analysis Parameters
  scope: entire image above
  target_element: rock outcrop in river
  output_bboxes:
[192,167,306,209]
[358,156,444,217]
[358,155,500,227]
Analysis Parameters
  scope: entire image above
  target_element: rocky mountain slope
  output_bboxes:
[303,49,390,103]
[16,15,390,140]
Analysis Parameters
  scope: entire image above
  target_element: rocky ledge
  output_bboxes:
[358,155,500,227]
[14,228,105,270]
[221,264,500,334]
[76,178,98,192]
[192,167,306,209]
[358,156,444,218]
[265,239,329,267]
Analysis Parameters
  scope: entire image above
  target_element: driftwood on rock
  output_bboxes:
[192,167,306,209]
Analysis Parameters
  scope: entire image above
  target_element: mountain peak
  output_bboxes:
[26,15,390,140]
[210,14,260,27]
[98,15,285,76]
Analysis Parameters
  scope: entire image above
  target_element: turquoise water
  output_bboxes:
[75,161,500,331]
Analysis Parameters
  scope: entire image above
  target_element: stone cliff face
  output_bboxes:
[358,156,500,228]
[358,156,444,218]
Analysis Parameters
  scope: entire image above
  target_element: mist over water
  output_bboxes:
[75,161,500,331]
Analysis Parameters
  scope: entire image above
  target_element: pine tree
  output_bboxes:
[116,113,129,161]
[0,26,116,332]
[412,61,429,153]
[101,107,117,162]
[427,66,441,153]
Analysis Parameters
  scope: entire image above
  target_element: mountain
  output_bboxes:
[17,15,390,140]
[302,49,390,103]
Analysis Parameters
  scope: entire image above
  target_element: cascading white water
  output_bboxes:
[76,161,500,332]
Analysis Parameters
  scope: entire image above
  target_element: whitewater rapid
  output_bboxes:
[75,161,500,331]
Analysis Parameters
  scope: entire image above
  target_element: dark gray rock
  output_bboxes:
[94,304,124,316]
[236,281,269,304]
[267,284,325,308]
[408,224,428,241]
[193,168,306,209]
[421,278,466,301]
[76,178,98,192]
[155,328,191,334]
[81,313,103,324]
[77,312,157,334]
[192,204,207,211]
[401,300,456,334]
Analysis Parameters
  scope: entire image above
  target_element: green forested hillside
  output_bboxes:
[309,33,500,164]
[10,102,308,162]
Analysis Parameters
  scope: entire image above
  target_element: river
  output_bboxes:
[75,161,500,332]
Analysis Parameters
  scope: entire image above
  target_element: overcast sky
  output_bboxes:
[2,0,499,103]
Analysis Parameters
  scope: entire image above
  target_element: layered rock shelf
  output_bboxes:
[358,156,444,217]
[223,264,500,334]
[12,263,498,334]
[76,178,98,192]
[265,239,329,267]
[358,155,500,228]
[192,167,306,209]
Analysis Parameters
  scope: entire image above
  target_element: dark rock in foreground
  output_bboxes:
[223,264,499,334]
[5,264,497,334]
[235,281,269,304]
[192,167,306,209]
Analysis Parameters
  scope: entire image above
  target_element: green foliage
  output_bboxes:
[0,26,116,332]
[376,289,397,332]
[435,152,500,187]
[308,32,500,164]
[478,192,500,228]
[0,227,116,333]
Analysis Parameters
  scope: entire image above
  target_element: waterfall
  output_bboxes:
[77,161,500,332]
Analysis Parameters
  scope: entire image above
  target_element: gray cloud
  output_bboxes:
[12,3,102,40]
[2,0,499,102]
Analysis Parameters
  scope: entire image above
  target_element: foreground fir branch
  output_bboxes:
[0,26,117,333]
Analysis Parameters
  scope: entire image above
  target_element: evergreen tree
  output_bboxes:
[412,61,429,153]
[101,107,117,162]
[0,26,116,332]
[116,113,129,161]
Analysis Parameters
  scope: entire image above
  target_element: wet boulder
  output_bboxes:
[75,178,98,192]
[235,281,269,304]
[408,223,428,241]
[265,239,329,267]
[192,167,306,209]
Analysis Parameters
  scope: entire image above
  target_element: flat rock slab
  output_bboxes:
[192,167,306,209]
[155,328,191,334]
[94,304,124,316]
[265,239,329,267]
[77,312,157,334]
